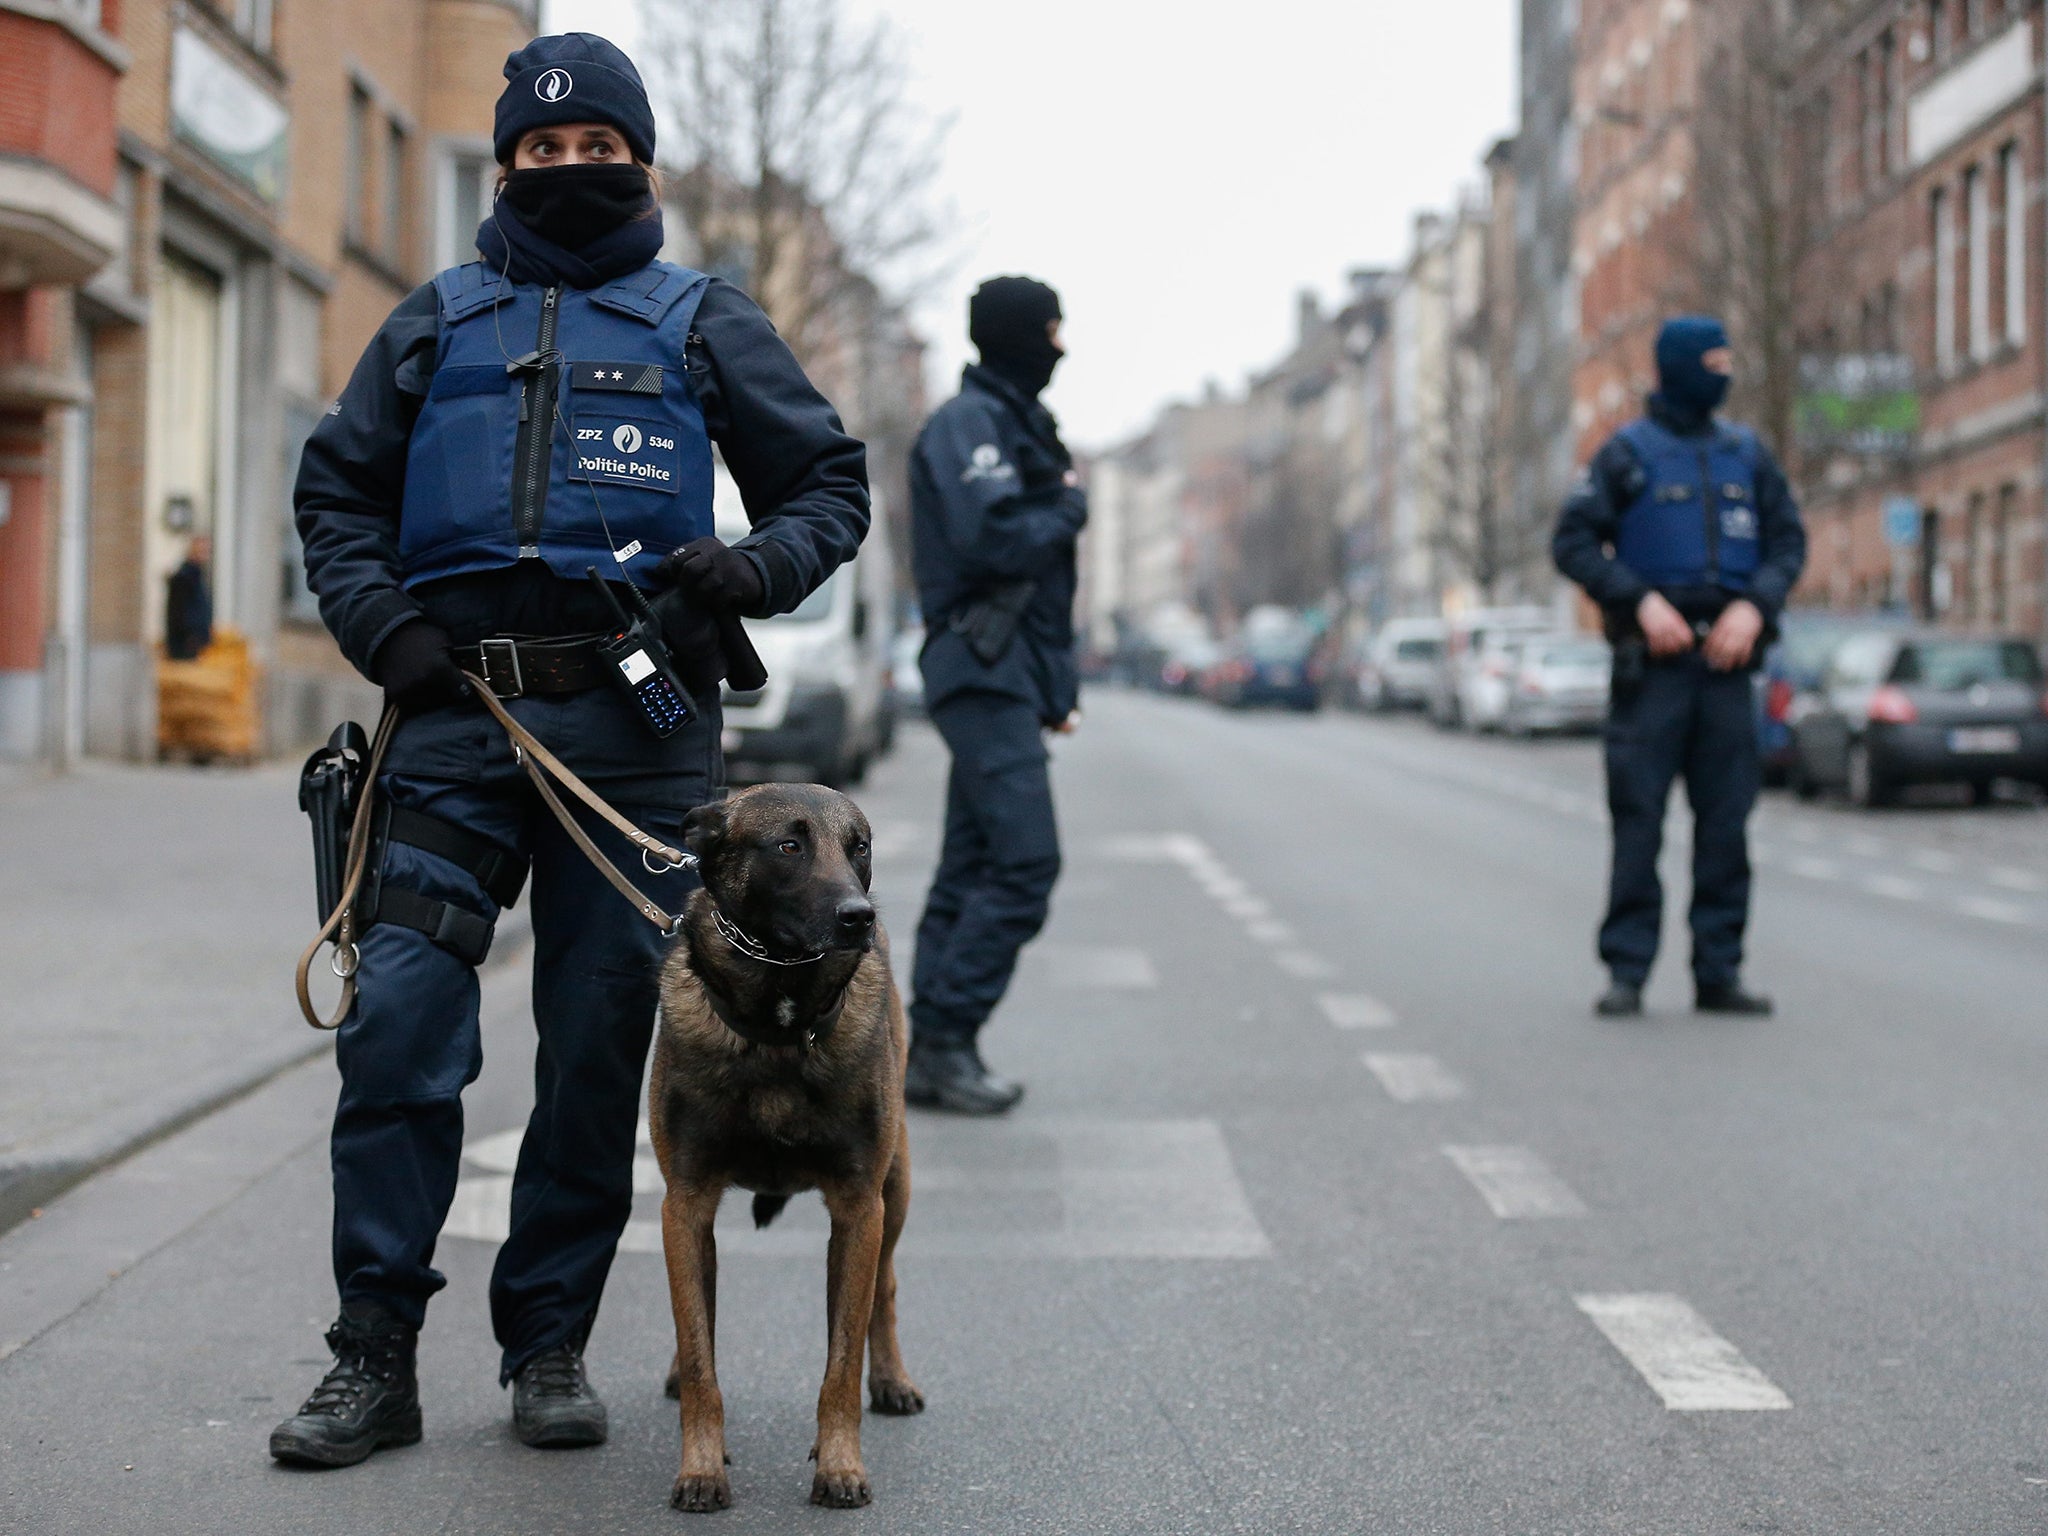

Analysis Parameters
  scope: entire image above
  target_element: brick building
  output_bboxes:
[0,0,535,766]
[1794,0,2046,641]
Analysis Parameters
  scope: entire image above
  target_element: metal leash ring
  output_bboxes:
[330,942,361,980]
[643,846,693,875]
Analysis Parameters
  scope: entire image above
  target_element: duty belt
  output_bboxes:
[450,635,610,699]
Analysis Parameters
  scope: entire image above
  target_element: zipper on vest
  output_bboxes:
[510,285,561,557]
[1697,445,1719,584]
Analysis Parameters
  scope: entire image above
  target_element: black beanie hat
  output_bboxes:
[494,33,656,166]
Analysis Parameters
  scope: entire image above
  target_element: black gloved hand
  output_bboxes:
[373,619,470,712]
[655,537,765,612]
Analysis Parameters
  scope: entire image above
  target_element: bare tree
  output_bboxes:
[638,0,949,370]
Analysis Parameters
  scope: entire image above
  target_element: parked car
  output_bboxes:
[1353,617,1446,711]
[1786,631,2048,806]
[716,478,895,786]
[1756,608,1910,784]
[1159,634,1221,695]
[1501,634,1612,736]
[888,623,925,719]
[1208,615,1321,711]
[1428,606,1555,728]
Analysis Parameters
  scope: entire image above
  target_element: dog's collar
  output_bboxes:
[699,973,851,1053]
[713,906,828,968]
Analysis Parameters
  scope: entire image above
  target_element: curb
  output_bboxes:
[0,910,534,1239]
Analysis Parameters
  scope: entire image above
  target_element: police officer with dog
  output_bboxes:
[905,277,1085,1115]
[1553,315,1807,1019]
[273,33,867,1467]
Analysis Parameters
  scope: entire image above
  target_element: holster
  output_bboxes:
[298,722,369,925]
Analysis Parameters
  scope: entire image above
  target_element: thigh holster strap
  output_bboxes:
[367,885,497,966]
[383,804,530,907]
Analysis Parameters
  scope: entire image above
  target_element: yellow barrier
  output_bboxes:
[157,629,261,763]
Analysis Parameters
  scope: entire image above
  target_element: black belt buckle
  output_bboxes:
[479,638,524,699]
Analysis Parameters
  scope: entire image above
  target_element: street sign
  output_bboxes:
[1883,496,1921,549]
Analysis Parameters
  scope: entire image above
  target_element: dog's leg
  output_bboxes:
[662,1182,731,1512]
[866,1124,923,1415]
[812,1186,885,1508]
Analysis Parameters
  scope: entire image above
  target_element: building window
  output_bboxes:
[1932,185,1955,371]
[347,84,372,247]
[2002,142,2026,348]
[1966,163,1991,360]
[1878,30,1897,176]
[1991,483,2015,624]
[1929,0,1949,62]
[437,146,494,270]
[233,0,274,50]
[384,120,409,268]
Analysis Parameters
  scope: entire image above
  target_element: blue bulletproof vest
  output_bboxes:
[399,260,717,593]
[1612,416,1763,590]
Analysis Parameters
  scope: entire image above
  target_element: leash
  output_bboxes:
[294,703,400,1030]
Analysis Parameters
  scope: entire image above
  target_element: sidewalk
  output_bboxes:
[0,757,526,1234]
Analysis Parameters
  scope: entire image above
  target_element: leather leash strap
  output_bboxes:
[462,674,691,934]
[295,704,400,1031]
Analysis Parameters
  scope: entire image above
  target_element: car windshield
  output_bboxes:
[1891,639,2043,689]
[1538,642,1609,668]
[1393,638,1441,661]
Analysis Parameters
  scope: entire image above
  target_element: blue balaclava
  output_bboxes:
[1654,315,1731,415]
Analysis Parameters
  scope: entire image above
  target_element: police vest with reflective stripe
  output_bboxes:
[398,260,717,592]
[1612,415,1764,590]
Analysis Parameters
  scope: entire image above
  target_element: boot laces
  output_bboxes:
[521,1344,588,1400]
[299,1323,406,1418]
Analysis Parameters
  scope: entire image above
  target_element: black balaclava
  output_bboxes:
[969,276,1064,397]
[498,162,652,249]
[1653,314,1731,427]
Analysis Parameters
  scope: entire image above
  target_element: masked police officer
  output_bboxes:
[905,277,1085,1114]
[1553,316,1807,1019]
[272,34,868,1467]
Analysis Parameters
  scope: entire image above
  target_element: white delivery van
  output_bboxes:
[712,464,895,786]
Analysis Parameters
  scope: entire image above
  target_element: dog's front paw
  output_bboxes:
[810,1465,871,1508]
[868,1377,925,1415]
[669,1469,731,1513]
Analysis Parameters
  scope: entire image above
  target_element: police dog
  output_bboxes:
[650,783,922,1513]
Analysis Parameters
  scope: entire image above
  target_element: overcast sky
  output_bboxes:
[543,1,1519,449]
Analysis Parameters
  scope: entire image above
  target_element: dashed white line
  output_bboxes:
[1245,917,1297,946]
[1442,1145,1586,1218]
[1955,895,2029,925]
[1275,950,1338,980]
[1861,873,1923,901]
[1220,895,1270,919]
[1575,1293,1791,1411]
[1317,993,1396,1029]
[1361,1052,1466,1103]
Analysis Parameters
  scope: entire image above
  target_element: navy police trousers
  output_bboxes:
[1599,653,1759,989]
[331,697,706,1381]
[910,692,1062,1046]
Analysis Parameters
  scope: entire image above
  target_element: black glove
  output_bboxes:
[656,537,765,612]
[373,620,470,712]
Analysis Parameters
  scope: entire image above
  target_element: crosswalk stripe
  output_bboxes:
[1276,950,1337,980]
[1317,992,1396,1029]
[1442,1145,1586,1217]
[1361,1052,1465,1102]
[1245,917,1297,945]
[1575,1293,1791,1410]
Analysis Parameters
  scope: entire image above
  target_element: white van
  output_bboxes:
[713,466,895,786]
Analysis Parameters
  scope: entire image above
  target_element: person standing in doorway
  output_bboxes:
[163,533,214,661]
[905,276,1086,1114]
[1553,315,1807,1018]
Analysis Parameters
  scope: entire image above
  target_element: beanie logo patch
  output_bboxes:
[536,68,574,103]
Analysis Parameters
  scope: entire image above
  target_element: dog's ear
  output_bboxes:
[682,800,729,860]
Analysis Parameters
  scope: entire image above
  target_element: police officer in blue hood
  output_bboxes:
[1553,316,1806,1019]
[904,276,1086,1113]
[271,34,868,1468]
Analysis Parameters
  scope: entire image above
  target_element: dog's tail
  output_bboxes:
[751,1193,790,1230]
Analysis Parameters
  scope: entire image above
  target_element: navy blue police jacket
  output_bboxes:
[910,364,1087,724]
[1552,393,1806,637]
[295,266,869,696]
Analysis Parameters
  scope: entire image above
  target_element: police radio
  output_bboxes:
[585,567,698,738]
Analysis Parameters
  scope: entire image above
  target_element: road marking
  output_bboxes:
[1989,866,2047,893]
[1275,950,1337,980]
[1955,895,2029,925]
[1861,873,1922,901]
[1220,895,1270,919]
[1040,944,1159,989]
[1843,833,1890,859]
[1787,855,1840,880]
[1318,992,1396,1029]
[1442,1145,1586,1218]
[1361,1052,1466,1102]
[1245,917,1297,945]
[1575,1293,1791,1410]
[447,1117,1272,1261]
[1906,848,1959,874]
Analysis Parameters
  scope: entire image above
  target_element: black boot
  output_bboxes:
[904,1039,1024,1115]
[512,1318,608,1448]
[269,1301,422,1469]
[1696,981,1773,1015]
[1594,979,1644,1017]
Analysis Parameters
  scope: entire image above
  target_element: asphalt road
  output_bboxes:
[3,689,2045,1534]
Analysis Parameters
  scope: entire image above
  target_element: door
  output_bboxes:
[145,251,224,645]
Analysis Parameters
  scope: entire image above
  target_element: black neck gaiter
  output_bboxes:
[477,163,665,288]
